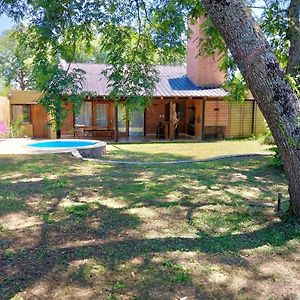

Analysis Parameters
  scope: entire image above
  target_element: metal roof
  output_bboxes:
[67,62,228,98]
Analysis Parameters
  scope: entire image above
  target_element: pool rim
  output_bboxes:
[26,139,107,153]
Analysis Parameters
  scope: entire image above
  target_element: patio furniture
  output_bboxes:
[75,125,115,139]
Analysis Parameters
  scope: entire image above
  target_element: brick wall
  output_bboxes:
[186,18,225,87]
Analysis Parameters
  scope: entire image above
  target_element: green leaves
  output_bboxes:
[101,23,158,109]
[0,28,34,90]
[261,2,290,70]
[224,73,248,103]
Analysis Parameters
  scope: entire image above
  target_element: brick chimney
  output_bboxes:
[186,18,225,87]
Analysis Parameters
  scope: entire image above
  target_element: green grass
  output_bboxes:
[0,151,299,299]
[102,140,272,162]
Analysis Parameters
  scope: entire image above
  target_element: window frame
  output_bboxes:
[11,104,32,125]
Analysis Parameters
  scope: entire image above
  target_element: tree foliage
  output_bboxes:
[0,28,34,90]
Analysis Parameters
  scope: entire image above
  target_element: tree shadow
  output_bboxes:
[1,220,299,299]
[0,154,297,299]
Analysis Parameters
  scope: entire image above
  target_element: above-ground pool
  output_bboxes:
[27,139,106,158]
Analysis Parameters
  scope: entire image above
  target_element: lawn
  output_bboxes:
[0,153,299,299]
[103,140,271,162]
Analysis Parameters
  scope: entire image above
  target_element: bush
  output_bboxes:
[259,130,275,145]
[260,130,283,170]
[269,146,284,169]
[9,118,24,138]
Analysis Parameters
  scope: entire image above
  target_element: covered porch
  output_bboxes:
[63,96,208,141]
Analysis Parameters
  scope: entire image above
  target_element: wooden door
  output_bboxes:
[61,103,74,136]
[32,104,49,138]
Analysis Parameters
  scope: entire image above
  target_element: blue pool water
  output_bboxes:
[28,140,97,148]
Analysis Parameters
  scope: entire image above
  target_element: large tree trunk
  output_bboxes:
[201,0,300,216]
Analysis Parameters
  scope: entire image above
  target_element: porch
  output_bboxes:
[62,97,209,141]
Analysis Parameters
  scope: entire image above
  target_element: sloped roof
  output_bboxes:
[67,62,228,98]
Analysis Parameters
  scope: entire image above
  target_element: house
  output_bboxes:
[3,19,267,141]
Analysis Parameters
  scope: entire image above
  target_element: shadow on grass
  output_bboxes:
[0,154,296,299]
[1,221,299,299]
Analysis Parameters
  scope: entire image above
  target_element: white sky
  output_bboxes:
[0,14,14,33]
[0,1,268,35]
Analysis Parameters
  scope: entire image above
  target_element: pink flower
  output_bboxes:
[0,121,8,135]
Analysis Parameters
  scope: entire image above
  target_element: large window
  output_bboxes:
[95,104,108,126]
[75,102,92,126]
[11,105,31,124]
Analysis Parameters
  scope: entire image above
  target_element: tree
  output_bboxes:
[0,28,34,90]
[199,0,300,215]
[260,0,299,91]
[14,3,98,138]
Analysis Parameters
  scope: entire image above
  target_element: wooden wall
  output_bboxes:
[61,103,74,136]
[9,90,43,104]
[228,101,267,138]
[202,99,267,139]
[31,104,49,138]
[203,99,230,138]
[253,103,267,136]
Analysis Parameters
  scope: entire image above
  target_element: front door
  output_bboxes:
[32,104,48,138]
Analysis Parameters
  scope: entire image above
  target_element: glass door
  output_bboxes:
[95,103,108,126]
[129,110,144,136]
[76,102,92,126]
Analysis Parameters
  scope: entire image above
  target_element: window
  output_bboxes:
[95,104,108,126]
[11,105,32,124]
[75,102,92,126]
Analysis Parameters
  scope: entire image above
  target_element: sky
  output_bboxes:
[0,14,14,33]
[0,3,267,36]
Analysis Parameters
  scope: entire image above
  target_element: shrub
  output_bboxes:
[259,130,275,145]
[9,117,24,138]
[269,146,284,170]
[260,129,283,170]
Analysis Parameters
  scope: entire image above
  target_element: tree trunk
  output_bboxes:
[18,70,26,90]
[286,0,300,77]
[201,0,300,216]
[56,129,61,139]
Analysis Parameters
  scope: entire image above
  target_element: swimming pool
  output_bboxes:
[29,140,97,149]
[27,139,106,158]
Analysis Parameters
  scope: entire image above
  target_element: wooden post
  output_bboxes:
[251,100,256,135]
[114,104,119,142]
[277,192,282,212]
[169,100,175,140]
